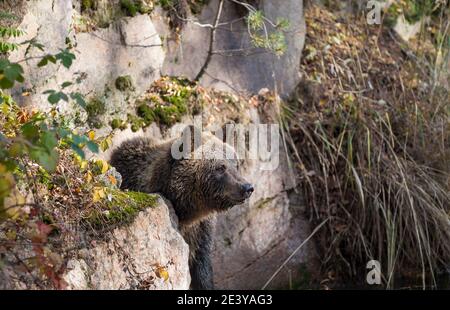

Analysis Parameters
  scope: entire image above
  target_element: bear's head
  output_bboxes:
[170,126,254,214]
[196,157,254,211]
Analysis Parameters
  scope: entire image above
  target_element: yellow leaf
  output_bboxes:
[95,159,109,174]
[92,187,106,203]
[108,175,117,186]
[86,171,93,183]
[155,267,169,282]
[5,230,16,240]
[88,130,95,141]
[4,188,26,220]
[100,136,113,152]
[80,160,88,170]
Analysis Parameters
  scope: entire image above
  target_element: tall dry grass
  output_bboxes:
[285,3,450,288]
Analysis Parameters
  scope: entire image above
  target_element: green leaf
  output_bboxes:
[47,92,61,104]
[72,134,87,145]
[30,147,58,172]
[86,141,99,153]
[70,143,85,159]
[21,123,39,141]
[23,39,45,53]
[70,92,86,109]
[41,131,58,151]
[0,59,9,70]
[57,127,70,138]
[47,91,67,104]
[37,55,57,67]
[61,81,72,88]
[55,49,76,69]
[0,78,13,89]
[0,60,24,89]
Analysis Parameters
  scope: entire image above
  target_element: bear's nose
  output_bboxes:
[242,183,254,195]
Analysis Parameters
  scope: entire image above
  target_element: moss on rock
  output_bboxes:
[81,0,97,12]
[115,75,134,91]
[120,0,139,17]
[137,103,156,123]
[120,0,154,16]
[88,189,158,227]
[111,118,127,130]
[127,113,145,132]
[86,97,107,129]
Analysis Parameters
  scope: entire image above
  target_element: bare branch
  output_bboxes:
[194,0,225,82]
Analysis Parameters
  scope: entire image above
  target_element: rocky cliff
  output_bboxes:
[5,0,314,290]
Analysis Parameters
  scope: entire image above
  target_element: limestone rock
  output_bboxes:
[154,0,306,97]
[9,1,164,123]
[63,196,191,290]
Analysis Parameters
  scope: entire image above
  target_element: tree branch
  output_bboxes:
[194,0,225,82]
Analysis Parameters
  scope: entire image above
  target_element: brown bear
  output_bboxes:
[109,126,254,289]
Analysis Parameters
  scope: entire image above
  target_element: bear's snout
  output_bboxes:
[241,183,254,198]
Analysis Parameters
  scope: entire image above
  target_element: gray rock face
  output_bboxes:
[63,196,191,290]
[9,0,164,119]
[211,107,316,289]
[155,0,306,97]
[6,0,312,290]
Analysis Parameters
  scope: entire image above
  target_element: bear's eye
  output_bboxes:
[216,164,226,174]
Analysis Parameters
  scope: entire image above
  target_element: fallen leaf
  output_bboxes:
[88,130,95,141]
[155,266,169,282]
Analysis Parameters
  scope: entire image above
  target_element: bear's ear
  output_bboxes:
[170,125,203,160]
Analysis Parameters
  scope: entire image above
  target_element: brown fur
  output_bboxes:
[109,128,253,289]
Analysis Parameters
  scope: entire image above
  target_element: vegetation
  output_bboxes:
[285,3,450,289]
[0,10,157,289]
[87,190,158,227]
[119,0,154,16]
[115,75,134,91]
[131,76,197,129]
[0,0,449,290]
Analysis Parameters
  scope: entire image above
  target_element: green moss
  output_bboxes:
[384,0,435,27]
[115,75,134,91]
[87,190,158,227]
[403,0,434,24]
[86,97,106,118]
[158,0,174,10]
[137,0,154,14]
[120,0,139,16]
[86,97,106,129]
[127,113,145,132]
[111,118,127,130]
[137,103,156,123]
[153,103,183,125]
[81,0,96,11]
[157,0,209,15]
[37,167,54,190]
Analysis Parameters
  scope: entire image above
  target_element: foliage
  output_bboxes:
[0,22,105,288]
[0,10,24,54]
[87,189,158,227]
[129,76,197,130]
[81,0,97,12]
[286,4,450,289]
[246,10,290,56]
[85,96,107,129]
[120,0,154,16]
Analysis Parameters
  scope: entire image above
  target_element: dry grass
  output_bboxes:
[285,4,450,288]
